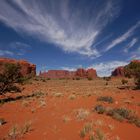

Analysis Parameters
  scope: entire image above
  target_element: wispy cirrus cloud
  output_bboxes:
[105,21,140,51]
[0,41,31,56]
[0,50,14,56]
[124,38,138,53]
[0,0,120,57]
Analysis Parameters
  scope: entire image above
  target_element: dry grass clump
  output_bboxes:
[68,94,76,100]
[62,115,71,123]
[7,121,32,139]
[76,108,90,121]
[53,92,63,97]
[79,122,106,140]
[80,122,93,138]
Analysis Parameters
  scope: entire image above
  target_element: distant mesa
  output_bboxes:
[39,68,97,79]
[0,58,36,77]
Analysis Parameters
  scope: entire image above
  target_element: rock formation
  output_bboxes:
[111,60,140,77]
[111,66,125,77]
[0,58,36,77]
[39,68,97,79]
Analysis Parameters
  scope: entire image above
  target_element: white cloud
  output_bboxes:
[61,67,76,71]
[88,61,128,77]
[124,38,138,53]
[106,21,140,51]
[0,0,120,57]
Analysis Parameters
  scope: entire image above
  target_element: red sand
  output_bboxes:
[0,79,140,140]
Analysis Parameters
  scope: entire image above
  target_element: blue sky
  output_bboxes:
[0,0,140,76]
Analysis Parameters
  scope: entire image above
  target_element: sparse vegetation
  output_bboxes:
[7,121,32,139]
[96,129,105,140]
[20,121,32,135]
[97,96,114,103]
[94,105,140,127]
[80,122,93,138]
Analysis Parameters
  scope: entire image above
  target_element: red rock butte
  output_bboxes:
[0,58,36,77]
[39,68,97,79]
[111,60,140,77]
[111,66,125,77]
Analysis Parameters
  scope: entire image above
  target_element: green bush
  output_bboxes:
[0,63,23,95]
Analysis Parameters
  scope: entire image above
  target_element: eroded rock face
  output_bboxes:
[40,68,97,79]
[0,58,36,77]
[111,66,125,77]
[111,60,140,77]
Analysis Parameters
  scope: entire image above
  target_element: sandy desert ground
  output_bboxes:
[0,78,140,140]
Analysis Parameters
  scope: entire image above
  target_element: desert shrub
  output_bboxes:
[87,77,93,80]
[97,96,114,103]
[106,108,130,120]
[76,77,80,80]
[112,112,124,122]
[121,79,128,85]
[0,63,23,95]
[94,105,106,114]
[125,114,140,127]
[103,77,111,81]
[113,108,130,119]
[94,105,140,127]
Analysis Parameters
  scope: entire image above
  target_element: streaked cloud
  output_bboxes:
[124,38,138,53]
[88,61,128,77]
[0,50,14,56]
[106,21,140,51]
[0,42,31,56]
[0,0,120,57]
